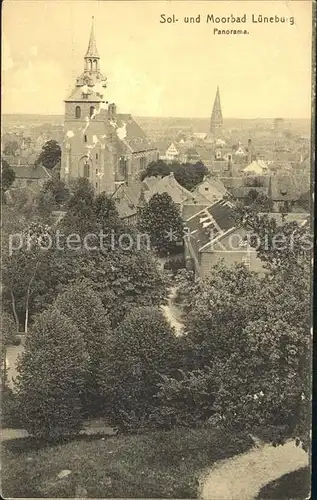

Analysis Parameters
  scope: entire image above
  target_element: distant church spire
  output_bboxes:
[210,85,223,138]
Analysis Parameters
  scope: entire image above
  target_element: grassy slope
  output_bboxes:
[1,427,253,498]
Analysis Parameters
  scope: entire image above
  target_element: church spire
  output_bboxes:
[210,85,223,138]
[85,17,99,58]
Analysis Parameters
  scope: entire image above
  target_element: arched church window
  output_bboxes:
[119,157,127,179]
[88,59,92,71]
[93,59,97,71]
[90,106,95,118]
[84,161,90,178]
[75,106,81,119]
[84,135,87,143]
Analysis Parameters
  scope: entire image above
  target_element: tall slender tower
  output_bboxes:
[61,17,116,195]
[210,86,223,138]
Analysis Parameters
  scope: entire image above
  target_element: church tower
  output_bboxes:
[210,86,223,139]
[61,17,116,195]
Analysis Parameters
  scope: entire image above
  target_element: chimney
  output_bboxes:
[108,103,117,117]
[247,139,252,164]
[227,154,233,177]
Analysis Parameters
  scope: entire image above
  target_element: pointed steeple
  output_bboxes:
[85,17,99,58]
[210,85,223,138]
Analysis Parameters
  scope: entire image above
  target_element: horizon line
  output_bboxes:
[2,113,311,121]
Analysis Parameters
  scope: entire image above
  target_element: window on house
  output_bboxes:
[75,106,81,119]
[90,106,95,118]
[140,157,146,171]
[241,256,251,269]
[84,135,87,143]
[96,153,99,160]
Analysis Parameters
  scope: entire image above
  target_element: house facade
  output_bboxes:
[184,200,264,277]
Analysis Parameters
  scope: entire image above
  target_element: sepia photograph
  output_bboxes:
[1,0,314,498]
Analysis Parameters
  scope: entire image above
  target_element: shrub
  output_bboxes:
[0,387,22,428]
[15,308,88,439]
[53,280,112,416]
[151,367,219,429]
[98,306,179,432]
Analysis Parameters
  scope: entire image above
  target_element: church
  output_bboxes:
[60,18,158,195]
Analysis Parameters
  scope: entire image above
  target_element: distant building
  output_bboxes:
[114,173,195,224]
[163,143,181,162]
[192,132,208,141]
[274,117,285,133]
[114,173,226,224]
[243,160,269,176]
[10,164,52,192]
[60,18,157,195]
[210,86,223,139]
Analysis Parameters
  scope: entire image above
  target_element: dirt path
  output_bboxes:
[199,440,309,500]
[161,286,184,336]
[2,418,117,442]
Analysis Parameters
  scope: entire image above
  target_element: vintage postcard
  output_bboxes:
[1,0,314,498]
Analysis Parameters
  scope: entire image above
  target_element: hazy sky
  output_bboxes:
[2,0,313,118]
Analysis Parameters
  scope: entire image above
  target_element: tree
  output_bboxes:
[138,192,184,256]
[94,192,122,232]
[35,140,61,169]
[140,159,171,180]
[243,189,271,212]
[53,280,112,415]
[98,306,178,432]
[39,177,70,206]
[141,160,209,191]
[3,140,19,156]
[2,221,53,333]
[82,247,168,327]
[212,317,310,448]
[1,160,15,195]
[15,308,88,439]
[61,177,97,237]
[232,205,311,272]
[298,191,310,212]
[172,161,208,191]
[0,313,17,389]
[173,210,311,448]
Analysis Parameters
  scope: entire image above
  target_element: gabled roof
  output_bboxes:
[112,114,156,153]
[269,174,310,201]
[243,160,268,174]
[12,164,51,180]
[191,177,228,203]
[185,199,236,252]
[114,173,193,218]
